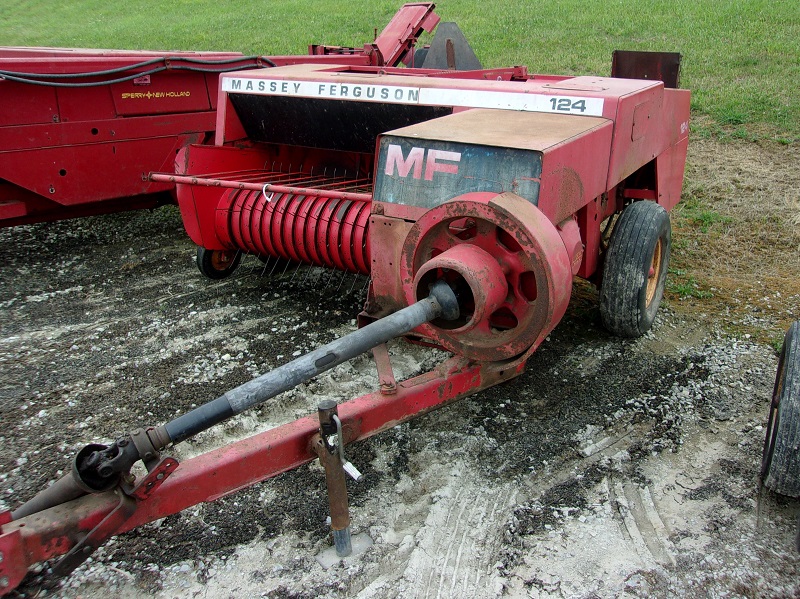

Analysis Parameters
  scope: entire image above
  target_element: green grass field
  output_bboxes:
[3,0,798,142]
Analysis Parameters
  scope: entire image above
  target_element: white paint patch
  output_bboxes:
[221,77,605,116]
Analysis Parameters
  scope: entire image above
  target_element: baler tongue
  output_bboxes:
[5,281,459,585]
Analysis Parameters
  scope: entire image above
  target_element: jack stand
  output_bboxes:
[315,400,363,557]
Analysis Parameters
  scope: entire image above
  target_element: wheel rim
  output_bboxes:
[645,238,663,306]
[210,250,236,271]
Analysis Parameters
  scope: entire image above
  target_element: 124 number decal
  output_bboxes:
[549,97,587,113]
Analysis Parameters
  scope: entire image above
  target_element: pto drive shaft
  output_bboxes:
[164,279,458,442]
[13,280,459,520]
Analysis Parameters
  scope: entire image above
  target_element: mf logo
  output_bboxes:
[385,144,461,181]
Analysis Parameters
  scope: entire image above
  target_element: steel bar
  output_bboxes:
[149,173,373,203]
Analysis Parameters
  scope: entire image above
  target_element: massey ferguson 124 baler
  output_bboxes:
[165,58,688,337]
[0,3,443,227]
[0,28,689,596]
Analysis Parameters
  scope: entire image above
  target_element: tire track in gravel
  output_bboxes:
[609,477,675,567]
[375,471,518,599]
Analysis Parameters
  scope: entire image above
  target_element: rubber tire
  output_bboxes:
[600,201,671,338]
[196,247,241,280]
[761,321,800,497]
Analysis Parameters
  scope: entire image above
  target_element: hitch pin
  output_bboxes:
[332,415,363,482]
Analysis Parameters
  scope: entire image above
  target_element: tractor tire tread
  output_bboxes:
[763,321,800,497]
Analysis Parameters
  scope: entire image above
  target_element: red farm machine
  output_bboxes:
[0,4,690,594]
[0,3,444,227]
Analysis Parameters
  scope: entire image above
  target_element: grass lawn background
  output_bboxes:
[3,0,798,142]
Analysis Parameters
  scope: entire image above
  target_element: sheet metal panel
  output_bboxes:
[375,137,541,208]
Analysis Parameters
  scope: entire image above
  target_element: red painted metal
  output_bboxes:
[303,196,328,266]
[181,62,687,284]
[0,31,692,596]
[372,3,440,66]
[0,3,440,228]
[414,244,510,329]
[0,51,263,227]
[611,50,682,89]
[210,183,373,272]
[398,193,573,361]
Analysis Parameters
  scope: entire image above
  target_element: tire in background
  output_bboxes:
[196,247,241,280]
[761,321,800,498]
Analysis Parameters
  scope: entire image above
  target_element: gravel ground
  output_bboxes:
[1,196,799,598]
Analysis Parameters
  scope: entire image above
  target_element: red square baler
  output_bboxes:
[0,32,690,596]
[0,3,440,227]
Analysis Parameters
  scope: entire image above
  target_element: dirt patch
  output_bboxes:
[1,139,799,598]
[669,137,800,344]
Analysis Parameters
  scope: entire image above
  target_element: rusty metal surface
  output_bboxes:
[372,344,398,395]
[0,491,124,592]
[312,436,350,532]
[365,214,413,316]
[611,50,682,89]
[51,491,137,577]
[399,192,573,361]
[124,458,179,501]
[413,244,508,332]
[383,109,609,152]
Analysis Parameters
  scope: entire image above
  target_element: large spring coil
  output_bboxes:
[216,189,371,275]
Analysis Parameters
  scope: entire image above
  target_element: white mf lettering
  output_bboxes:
[385,144,461,181]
